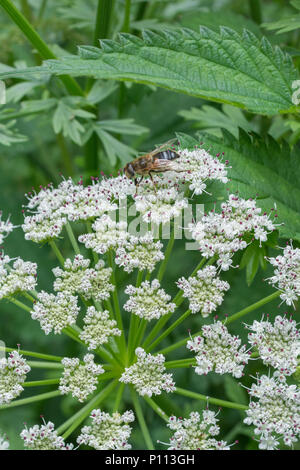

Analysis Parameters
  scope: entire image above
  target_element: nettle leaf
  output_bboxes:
[0,28,297,115]
[194,130,300,242]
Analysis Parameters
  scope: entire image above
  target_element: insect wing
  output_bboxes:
[151,158,179,172]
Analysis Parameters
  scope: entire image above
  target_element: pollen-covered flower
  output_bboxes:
[77,409,135,450]
[120,347,175,397]
[53,255,114,301]
[187,322,249,378]
[165,410,229,450]
[0,257,37,299]
[59,354,104,402]
[78,214,129,254]
[115,232,164,273]
[0,432,9,450]
[244,373,300,449]
[177,265,229,316]
[30,291,80,334]
[189,194,275,270]
[246,315,300,375]
[79,306,121,350]
[21,420,73,450]
[266,243,300,307]
[123,279,176,321]
[0,350,31,404]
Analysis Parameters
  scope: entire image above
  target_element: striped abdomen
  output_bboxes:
[152,149,179,162]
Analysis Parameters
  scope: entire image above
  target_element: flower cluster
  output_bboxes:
[244,374,300,449]
[165,410,230,450]
[0,212,15,245]
[187,322,249,378]
[246,315,300,375]
[0,351,31,404]
[79,306,121,350]
[30,291,79,334]
[189,194,276,270]
[77,409,135,450]
[120,348,175,396]
[59,354,104,402]
[124,280,176,321]
[21,420,73,450]
[177,265,230,316]
[115,232,164,273]
[0,257,37,300]
[266,243,300,307]
[53,255,114,302]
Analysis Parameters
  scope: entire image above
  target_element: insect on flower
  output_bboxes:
[123,140,182,189]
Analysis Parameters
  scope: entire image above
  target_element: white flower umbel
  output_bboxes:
[266,243,300,307]
[22,212,67,243]
[79,306,121,350]
[0,211,16,245]
[246,315,300,376]
[59,354,104,402]
[244,373,300,449]
[78,214,129,255]
[165,410,230,450]
[0,432,9,450]
[77,409,135,450]
[189,194,276,270]
[177,265,229,316]
[31,291,80,334]
[0,257,37,299]
[115,232,164,273]
[99,174,136,200]
[21,420,73,450]
[0,350,31,404]
[187,322,249,378]
[120,347,175,397]
[124,279,176,321]
[53,255,114,302]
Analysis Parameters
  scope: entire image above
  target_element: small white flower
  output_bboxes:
[77,409,135,450]
[187,322,249,378]
[31,291,80,334]
[0,351,31,405]
[120,347,175,397]
[22,212,67,243]
[115,232,164,273]
[79,306,121,350]
[0,432,9,450]
[165,410,230,450]
[0,211,16,245]
[246,315,300,375]
[21,419,73,450]
[124,279,176,321]
[59,354,104,403]
[0,257,37,299]
[177,265,229,316]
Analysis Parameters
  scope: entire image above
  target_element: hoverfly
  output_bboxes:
[124,140,181,189]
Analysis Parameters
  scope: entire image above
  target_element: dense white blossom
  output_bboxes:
[120,348,175,397]
[99,174,136,200]
[165,410,230,450]
[177,265,229,316]
[22,212,67,243]
[115,232,164,273]
[266,243,300,307]
[0,257,37,299]
[79,306,121,350]
[59,354,104,402]
[30,291,80,334]
[246,315,300,375]
[0,351,31,404]
[124,280,176,321]
[77,409,135,450]
[244,374,300,449]
[21,420,73,450]
[187,322,249,378]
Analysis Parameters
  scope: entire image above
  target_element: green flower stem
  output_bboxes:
[157,227,175,283]
[23,378,61,387]
[56,133,74,177]
[57,379,118,438]
[0,390,61,410]
[94,0,115,45]
[122,0,132,33]
[0,346,63,362]
[133,319,148,351]
[65,222,81,255]
[165,358,196,369]
[8,297,32,313]
[49,239,65,266]
[0,0,83,96]
[146,309,191,353]
[27,361,64,369]
[175,387,248,411]
[104,342,124,368]
[63,326,85,346]
[249,0,262,24]
[130,388,154,450]
[103,298,116,320]
[113,383,125,412]
[225,290,281,325]
[22,291,36,303]
[142,396,169,422]
[86,221,99,264]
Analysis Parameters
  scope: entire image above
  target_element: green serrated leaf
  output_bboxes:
[96,119,148,136]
